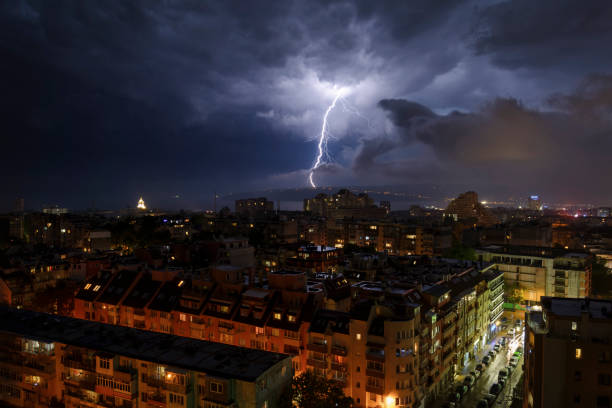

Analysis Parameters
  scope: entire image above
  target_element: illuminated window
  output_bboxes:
[356,333,362,341]
[287,314,296,322]
[179,314,186,322]
[571,321,577,330]
[273,312,282,320]
[84,283,92,290]
[177,280,184,287]
[575,348,582,359]
[93,285,101,292]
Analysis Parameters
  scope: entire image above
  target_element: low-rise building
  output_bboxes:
[0,306,293,408]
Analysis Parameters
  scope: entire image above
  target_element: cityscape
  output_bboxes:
[1,2,611,408]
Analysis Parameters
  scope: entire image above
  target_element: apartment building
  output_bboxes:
[0,306,292,408]
[524,297,612,408]
[477,245,591,303]
[73,262,503,408]
[75,269,321,379]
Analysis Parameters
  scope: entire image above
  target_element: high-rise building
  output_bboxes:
[527,195,543,211]
[444,191,496,226]
[598,207,611,218]
[524,297,612,408]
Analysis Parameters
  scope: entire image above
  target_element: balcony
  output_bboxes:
[330,345,347,356]
[365,368,385,379]
[366,350,385,362]
[134,309,146,316]
[365,384,384,395]
[442,323,455,335]
[307,358,328,370]
[143,374,165,388]
[331,362,348,372]
[164,382,190,394]
[64,375,96,391]
[283,345,300,355]
[306,343,328,353]
[330,377,347,388]
[149,393,166,406]
[64,357,96,372]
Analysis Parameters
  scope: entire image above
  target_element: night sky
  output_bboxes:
[1,1,611,210]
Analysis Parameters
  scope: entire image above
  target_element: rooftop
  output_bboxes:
[0,306,288,382]
[541,297,612,320]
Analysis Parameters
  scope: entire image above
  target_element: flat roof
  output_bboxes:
[542,297,612,320]
[0,306,288,382]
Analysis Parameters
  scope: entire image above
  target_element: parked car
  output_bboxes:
[476,363,484,371]
[494,344,501,352]
[488,351,496,359]
[508,328,515,336]
[490,383,502,395]
[501,337,507,346]
[463,375,475,388]
[482,356,491,365]
[470,370,480,379]
[484,393,497,405]
[513,351,522,358]
[498,377,506,388]
[456,384,468,397]
[498,369,508,381]
[477,400,489,408]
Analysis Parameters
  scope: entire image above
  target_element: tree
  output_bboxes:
[591,257,612,298]
[281,371,353,408]
[443,243,476,261]
[505,281,523,305]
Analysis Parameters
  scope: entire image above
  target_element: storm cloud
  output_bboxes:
[0,0,611,209]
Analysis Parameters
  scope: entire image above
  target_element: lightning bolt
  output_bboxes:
[308,90,344,188]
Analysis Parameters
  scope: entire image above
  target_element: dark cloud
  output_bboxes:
[363,75,612,202]
[473,0,612,70]
[0,1,609,208]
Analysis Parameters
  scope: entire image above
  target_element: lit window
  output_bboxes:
[571,321,577,330]
[575,348,582,359]
[287,314,296,322]
[179,314,186,322]
[177,280,184,287]
[274,312,282,320]
[93,285,101,292]
[84,283,92,290]
[356,333,362,341]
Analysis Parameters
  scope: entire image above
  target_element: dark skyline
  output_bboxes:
[1,1,612,210]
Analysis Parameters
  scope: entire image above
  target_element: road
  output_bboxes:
[432,326,524,408]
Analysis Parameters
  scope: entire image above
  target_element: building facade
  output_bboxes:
[0,306,292,408]
[524,297,612,408]
[477,246,591,303]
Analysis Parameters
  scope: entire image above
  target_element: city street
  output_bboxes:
[433,324,524,408]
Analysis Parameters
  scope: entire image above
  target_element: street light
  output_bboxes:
[385,396,395,407]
